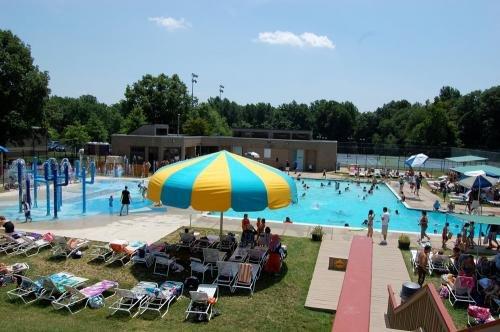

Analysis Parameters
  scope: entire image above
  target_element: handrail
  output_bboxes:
[387,283,457,332]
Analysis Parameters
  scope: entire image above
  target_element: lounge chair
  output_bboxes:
[177,232,196,250]
[348,167,357,177]
[429,253,450,274]
[447,276,476,306]
[107,240,146,266]
[213,261,239,291]
[6,275,43,304]
[410,249,432,275]
[203,248,227,276]
[109,281,157,317]
[37,272,89,302]
[218,234,237,252]
[89,243,113,262]
[52,280,118,314]
[190,257,210,282]
[192,235,220,253]
[359,168,366,177]
[374,169,382,178]
[185,284,218,321]
[153,254,176,276]
[232,263,260,295]
[138,281,183,318]
[1,236,33,255]
[51,237,89,259]
[10,236,51,257]
[247,248,268,266]
[131,245,155,268]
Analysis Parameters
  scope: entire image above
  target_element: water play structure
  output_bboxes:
[74,159,96,213]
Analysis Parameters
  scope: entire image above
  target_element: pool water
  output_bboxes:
[0,179,162,222]
[222,179,464,234]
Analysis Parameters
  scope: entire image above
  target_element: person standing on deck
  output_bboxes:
[380,207,390,245]
[417,245,432,286]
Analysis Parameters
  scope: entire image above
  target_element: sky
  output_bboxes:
[1,0,499,112]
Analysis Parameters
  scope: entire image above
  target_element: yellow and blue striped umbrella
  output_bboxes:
[147,150,297,212]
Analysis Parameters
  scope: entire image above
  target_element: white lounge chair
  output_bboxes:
[6,275,43,304]
[447,276,476,306]
[247,248,267,266]
[89,244,113,262]
[185,284,218,321]
[37,273,88,302]
[138,281,183,318]
[51,237,89,259]
[374,169,382,178]
[232,263,260,296]
[410,249,432,275]
[109,281,157,317]
[429,253,450,275]
[52,280,118,314]
[153,254,175,276]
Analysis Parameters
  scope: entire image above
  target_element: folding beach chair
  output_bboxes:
[185,284,218,321]
[177,232,196,250]
[138,281,183,318]
[213,261,239,291]
[447,276,476,306]
[203,248,227,276]
[1,236,31,255]
[232,263,260,296]
[52,280,118,314]
[51,237,89,259]
[6,275,43,304]
[109,281,156,317]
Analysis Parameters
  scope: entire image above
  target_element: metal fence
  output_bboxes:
[337,142,500,172]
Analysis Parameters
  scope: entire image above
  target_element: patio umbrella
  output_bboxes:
[245,151,260,159]
[404,153,429,168]
[147,150,297,236]
[458,171,497,190]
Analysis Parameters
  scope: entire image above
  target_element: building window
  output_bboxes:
[130,146,145,163]
[148,147,159,162]
[233,146,242,155]
[264,148,271,159]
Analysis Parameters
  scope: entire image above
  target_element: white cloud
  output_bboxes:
[148,16,191,31]
[257,30,335,49]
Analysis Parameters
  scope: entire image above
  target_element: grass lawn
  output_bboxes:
[400,248,469,329]
[0,228,332,332]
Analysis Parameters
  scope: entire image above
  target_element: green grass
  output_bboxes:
[400,248,469,329]
[0,228,332,332]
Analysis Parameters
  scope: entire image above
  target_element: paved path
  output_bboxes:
[370,242,410,331]
[304,235,352,312]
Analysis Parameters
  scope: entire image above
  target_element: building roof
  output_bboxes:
[451,165,500,178]
[445,155,488,163]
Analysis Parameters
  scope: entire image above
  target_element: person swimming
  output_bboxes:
[301,192,306,197]
[363,187,367,192]
[338,190,342,195]
[327,181,331,186]
[395,210,399,215]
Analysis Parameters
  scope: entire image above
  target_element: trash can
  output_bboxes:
[400,281,420,303]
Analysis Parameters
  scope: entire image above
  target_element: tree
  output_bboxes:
[0,30,50,145]
[122,73,191,126]
[63,122,90,151]
[86,113,108,142]
[183,117,210,136]
[121,106,147,134]
[186,103,231,136]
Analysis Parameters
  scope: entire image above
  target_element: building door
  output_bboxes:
[233,146,242,155]
[296,149,304,171]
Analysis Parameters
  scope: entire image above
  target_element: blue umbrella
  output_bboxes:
[0,146,8,153]
[458,171,497,189]
[405,153,429,168]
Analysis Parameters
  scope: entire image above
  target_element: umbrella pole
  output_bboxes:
[219,212,223,238]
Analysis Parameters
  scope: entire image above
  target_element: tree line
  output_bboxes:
[1,29,499,152]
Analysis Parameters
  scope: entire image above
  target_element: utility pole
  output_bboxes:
[191,73,198,106]
[219,84,224,100]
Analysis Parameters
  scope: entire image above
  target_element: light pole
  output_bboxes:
[219,84,224,100]
[191,73,198,106]
[177,113,180,135]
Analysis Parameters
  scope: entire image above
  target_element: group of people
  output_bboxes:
[362,207,391,244]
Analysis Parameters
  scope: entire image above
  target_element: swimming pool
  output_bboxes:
[221,179,464,234]
[0,179,163,222]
